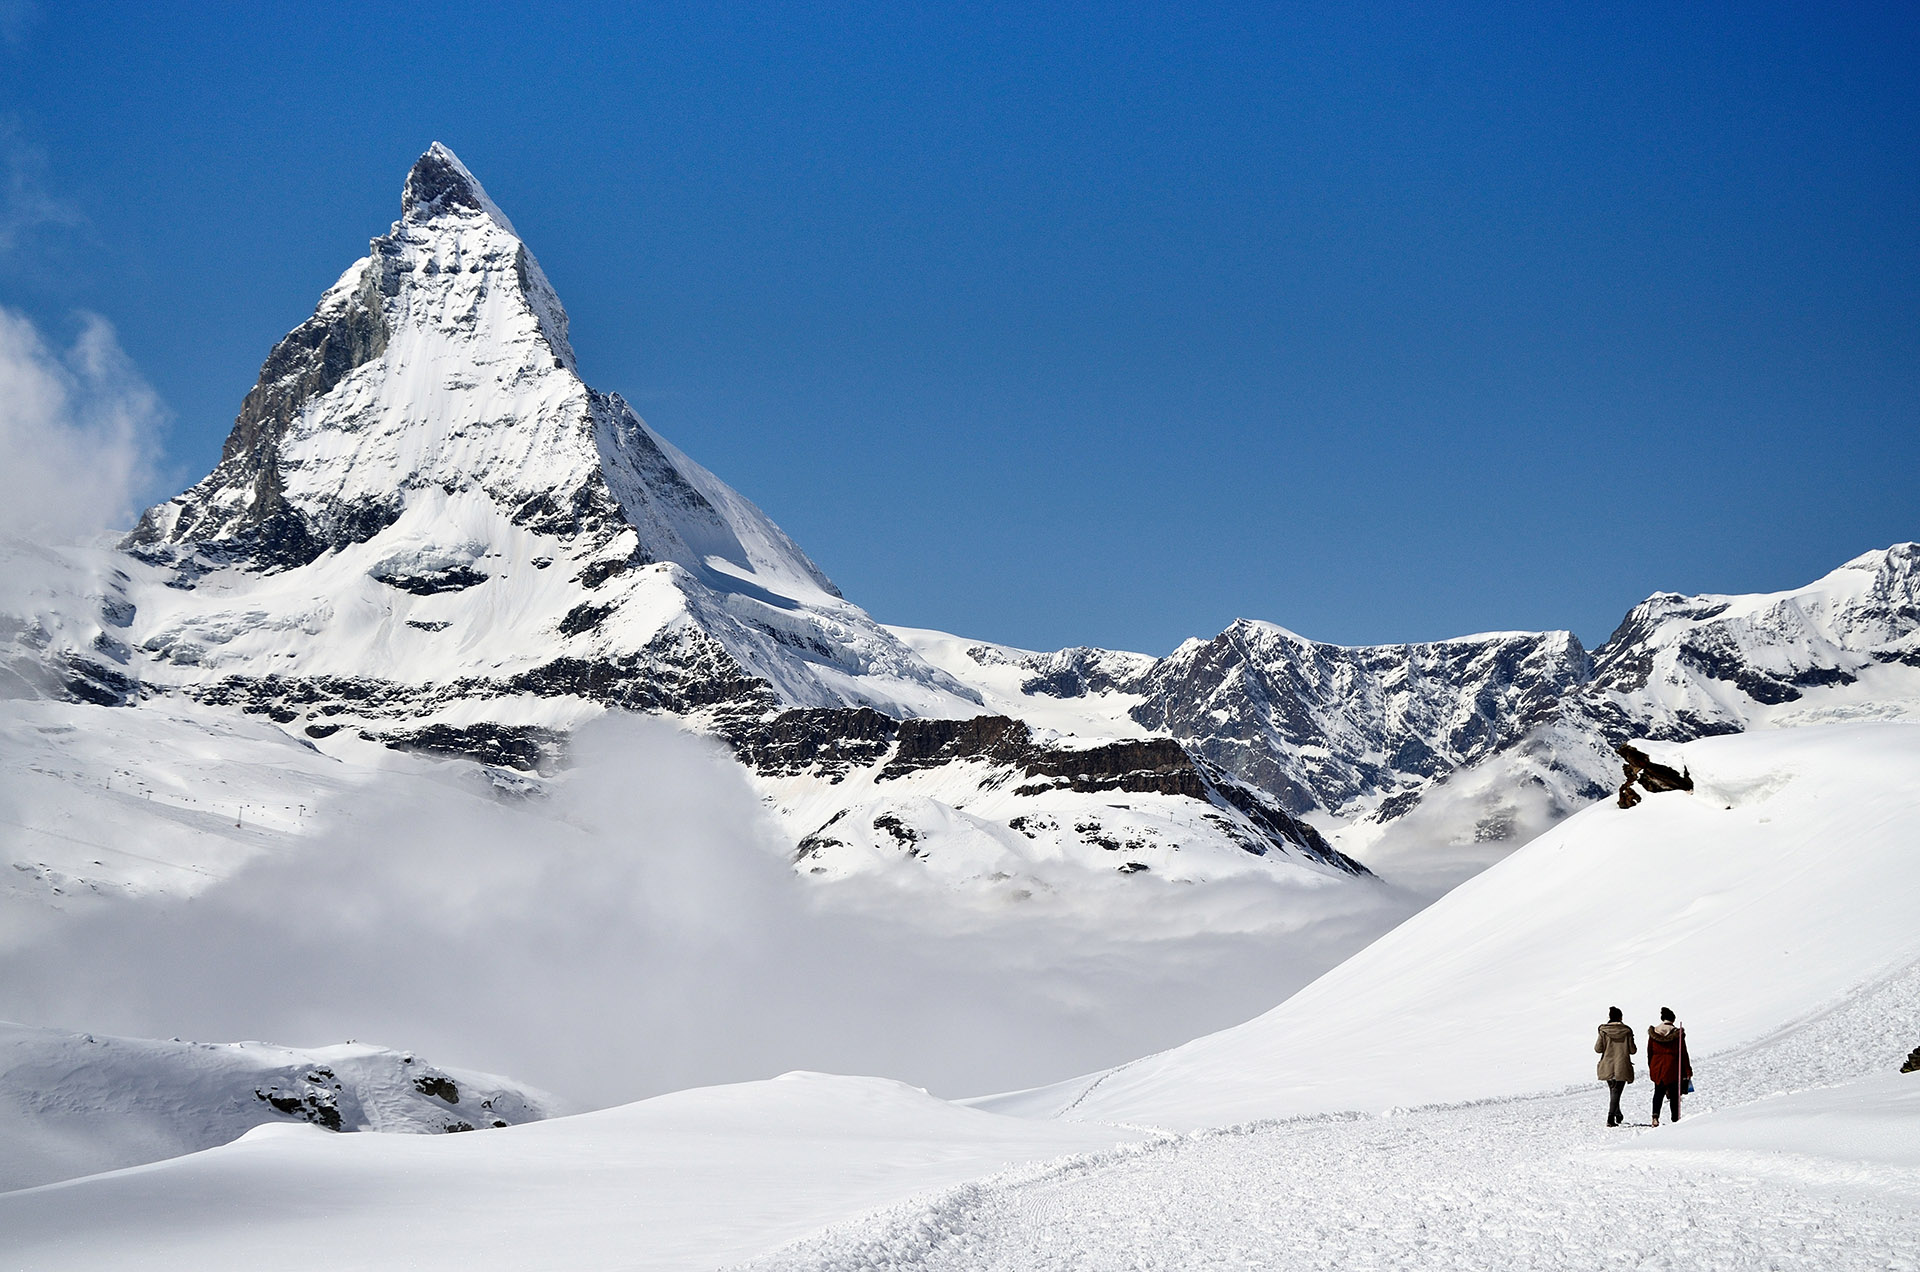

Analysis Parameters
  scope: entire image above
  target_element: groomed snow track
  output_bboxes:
[740,956,1920,1270]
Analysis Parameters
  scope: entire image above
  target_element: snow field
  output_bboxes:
[745,1083,1920,1271]
[7,721,1916,1269]
[0,1073,1146,1271]
[743,953,1920,1270]
[1013,724,1920,1128]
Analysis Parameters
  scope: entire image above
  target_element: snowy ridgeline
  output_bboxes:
[0,1022,562,1192]
[2,723,1917,1269]
[5,141,1917,903]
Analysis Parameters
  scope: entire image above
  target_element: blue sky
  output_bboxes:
[2,2,1915,653]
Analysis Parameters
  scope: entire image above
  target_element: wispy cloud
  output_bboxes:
[0,116,85,260]
[0,305,162,541]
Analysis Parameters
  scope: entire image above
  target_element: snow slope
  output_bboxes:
[0,694,535,943]
[1636,1069,1920,1175]
[0,1072,1142,1271]
[0,1022,560,1192]
[6,724,1916,1268]
[750,828,1920,1269]
[752,968,1920,1271]
[12,889,1914,1271]
[885,625,1153,740]
[991,722,1920,1128]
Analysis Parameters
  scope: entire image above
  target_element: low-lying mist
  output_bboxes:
[0,716,1416,1108]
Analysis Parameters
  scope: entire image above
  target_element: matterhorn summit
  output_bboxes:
[121,144,982,768]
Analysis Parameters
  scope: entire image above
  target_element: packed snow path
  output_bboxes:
[745,960,1920,1270]
[748,1090,1918,1271]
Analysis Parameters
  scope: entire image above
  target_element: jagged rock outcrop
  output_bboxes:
[1615,742,1693,809]
[1114,623,1590,817]
[727,707,1363,876]
[951,546,1920,857]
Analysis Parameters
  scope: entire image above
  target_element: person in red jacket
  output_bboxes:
[1647,1006,1692,1125]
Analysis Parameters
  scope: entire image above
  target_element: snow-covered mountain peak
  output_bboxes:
[104,146,983,751]
[402,142,517,233]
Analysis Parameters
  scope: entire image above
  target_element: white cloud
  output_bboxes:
[0,117,80,257]
[0,305,161,542]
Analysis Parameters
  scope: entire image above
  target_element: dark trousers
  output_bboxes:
[1652,1081,1681,1122]
[1606,1080,1626,1126]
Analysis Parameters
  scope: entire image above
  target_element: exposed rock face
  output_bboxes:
[127,257,394,570]
[1615,742,1693,810]
[732,709,1363,878]
[1125,623,1591,817]
[902,545,1920,878]
[723,706,898,781]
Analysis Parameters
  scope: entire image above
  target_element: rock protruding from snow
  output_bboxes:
[0,1021,562,1192]
[728,708,1366,880]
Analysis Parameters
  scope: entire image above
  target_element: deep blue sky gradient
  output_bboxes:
[3,2,1915,653]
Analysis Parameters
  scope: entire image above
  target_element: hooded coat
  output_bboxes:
[1595,1021,1636,1083]
[1647,1022,1692,1086]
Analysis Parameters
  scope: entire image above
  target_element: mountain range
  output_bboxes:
[4,144,1916,894]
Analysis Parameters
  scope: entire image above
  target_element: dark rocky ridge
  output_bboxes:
[1614,742,1694,809]
[125,256,398,571]
[1122,624,1593,817]
[722,707,1365,875]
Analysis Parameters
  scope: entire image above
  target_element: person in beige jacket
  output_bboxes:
[1595,1006,1637,1127]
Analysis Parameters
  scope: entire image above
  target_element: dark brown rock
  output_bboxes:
[1617,742,1694,802]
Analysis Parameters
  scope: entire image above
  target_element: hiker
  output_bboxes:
[1647,1007,1692,1125]
[1595,1006,1636,1127]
